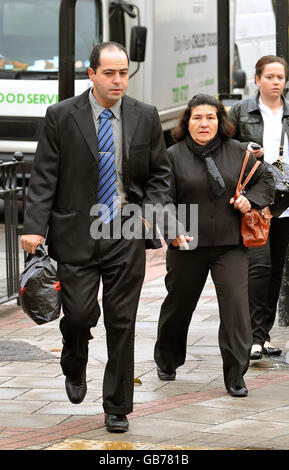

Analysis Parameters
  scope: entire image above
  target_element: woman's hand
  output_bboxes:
[247,142,264,159]
[172,235,194,250]
[229,195,251,214]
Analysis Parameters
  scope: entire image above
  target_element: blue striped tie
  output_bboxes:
[97,109,118,223]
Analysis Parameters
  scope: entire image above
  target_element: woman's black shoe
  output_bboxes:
[157,367,176,381]
[65,374,87,404]
[262,346,282,356]
[105,414,129,433]
[250,350,263,360]
[250,344,263,360]
[227,386,248,397]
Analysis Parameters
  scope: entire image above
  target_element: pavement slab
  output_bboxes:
[0,247,289,453]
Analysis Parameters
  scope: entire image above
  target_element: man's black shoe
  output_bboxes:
[105,414,129,433]
[65,374,87,404]
[157,367,176,381]
[227,386,248,397]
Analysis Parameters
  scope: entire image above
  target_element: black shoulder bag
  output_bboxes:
[264,117,289,217]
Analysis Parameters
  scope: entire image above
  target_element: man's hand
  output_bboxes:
[229,195,251,214]
[172,235,194,250]
[21,234,45,254]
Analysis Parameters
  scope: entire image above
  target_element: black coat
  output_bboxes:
[167,138,275,247]
[23,89,170,263]
[227,92,289,154]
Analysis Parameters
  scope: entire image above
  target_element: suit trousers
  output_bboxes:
[248,216,289,344]
[57,237,146,415]
[154,245,252,390]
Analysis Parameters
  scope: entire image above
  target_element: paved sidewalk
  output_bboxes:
[0,246,289,451]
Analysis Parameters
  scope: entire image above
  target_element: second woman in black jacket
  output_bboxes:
[228,55,289,360]
[154,94,274,397]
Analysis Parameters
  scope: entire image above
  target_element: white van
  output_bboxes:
[232,0,276,97]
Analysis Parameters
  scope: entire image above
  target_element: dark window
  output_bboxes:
[109,5,125,46]
[0,0,101,75]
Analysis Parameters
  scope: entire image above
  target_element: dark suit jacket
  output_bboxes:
[23,89,170,263]
[167,138,275,247]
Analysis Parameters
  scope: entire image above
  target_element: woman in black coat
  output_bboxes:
[154,94,275,397]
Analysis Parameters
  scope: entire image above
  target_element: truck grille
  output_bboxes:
[0,117,44,140]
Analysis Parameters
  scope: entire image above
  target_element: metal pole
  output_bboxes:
[59,0,77,102]
[276,0,289,60]
[217,0,230,94]
[276,0,289,327]
[0,157,25,304]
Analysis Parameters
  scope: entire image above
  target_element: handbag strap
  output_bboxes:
[234,150,261,199]
[279,117,287,160]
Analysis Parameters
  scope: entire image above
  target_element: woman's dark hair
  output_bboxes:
[90,41,130,71]
[172,94,235,142]
[255,55,288,80]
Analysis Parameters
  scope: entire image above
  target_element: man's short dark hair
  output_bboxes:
[90,42,130,71]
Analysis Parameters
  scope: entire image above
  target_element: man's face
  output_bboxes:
[88,47,129,107]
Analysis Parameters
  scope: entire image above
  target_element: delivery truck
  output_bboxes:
[0,0,218,170]
[0,0,277,172]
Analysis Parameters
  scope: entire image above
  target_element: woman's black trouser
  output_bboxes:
[248,216,289,345]
[154,245,252,390]
[58,237,146,416]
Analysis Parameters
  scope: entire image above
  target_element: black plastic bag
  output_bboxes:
[19,245,62,325]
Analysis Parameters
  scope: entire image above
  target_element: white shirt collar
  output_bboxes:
[258,96,283,118]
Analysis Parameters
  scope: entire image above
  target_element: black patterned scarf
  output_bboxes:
[185,133,227,197]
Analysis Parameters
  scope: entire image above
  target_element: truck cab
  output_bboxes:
[0,0,129,171]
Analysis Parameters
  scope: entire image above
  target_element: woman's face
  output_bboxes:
[188,104,219,145]
[255,62,286,99]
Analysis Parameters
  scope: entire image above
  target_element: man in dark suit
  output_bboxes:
[21,42,170,433]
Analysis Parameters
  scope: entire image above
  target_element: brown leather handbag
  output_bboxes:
[234,151,272,248]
